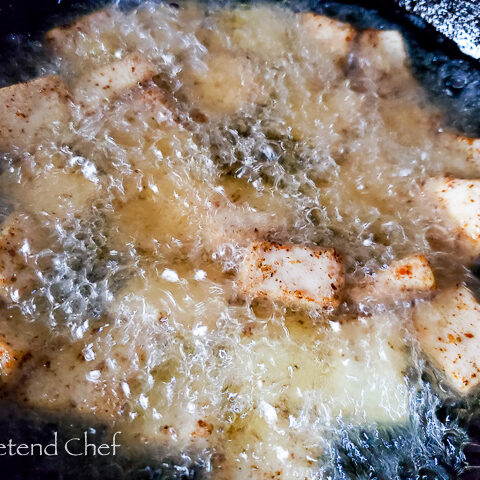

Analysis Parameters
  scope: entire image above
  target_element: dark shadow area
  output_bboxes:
[0,402,206,480]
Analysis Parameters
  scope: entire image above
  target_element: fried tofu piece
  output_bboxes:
[358,29,408,73]
[0,75,71,152]
[201,183,290,257]
[0,145,101,220]
[19,172,99,220]
[379,99,440,148]
[355,29,414,96]
[414,285,480,394]
[0,306,49,384]
[0,307,126,423]
[438,133,480,175]
[0,314,127,424]
[3,150,101,220]
[201,176,293,259]
[95,84,176,151]
[115,84,170,122]
[324,315,409,422]
[212,6,292,62]
[350,254,435,304]
[74,83,185,171]
[45,8,123,71]
[220,313,408,479]
[109,262,232,331]
[84,85,202,256]
[18,336,127,422]
[46,9,111,48]
[73,54,156,112]
[422,177,480,256]
[180,52,261,117]
[0,213,41,303]
[204,206,285,253]
[109,175,200,254]
[301,13,356,58]
[107,266,233,449]
[238,242,344,310]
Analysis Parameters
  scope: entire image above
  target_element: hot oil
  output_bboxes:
[0,1,478,478]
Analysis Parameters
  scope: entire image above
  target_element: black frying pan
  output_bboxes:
[0,1,480,479]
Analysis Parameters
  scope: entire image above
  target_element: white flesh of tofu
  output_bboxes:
[0,214,40,303]
[46,9,113,51]
[180,52,261,116]
[350,254,435,304]
[75,83,183,172]
[200,176,292,259]
[301,12,356,58]
[45,9,123,71]
[221,314,408,479]
[16,171,99,220]
[17,331,129,422]
[203,203,287,254]
[73,54,156,111]
[109,175,200,254]
[438,133,480,175]
[358,29,408,73]
[0,306,127,421]
[423,177,480,255]
[3,149,101,220]
[101,84,179,152]
[324,315,409,423]
[0,75,71,152]
[212,6,293,62]
[105,266,233,449]
[238,242,344,310]
[355,29,414,96]
[414,285,480,394]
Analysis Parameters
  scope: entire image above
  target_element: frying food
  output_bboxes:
[0,2,479,478]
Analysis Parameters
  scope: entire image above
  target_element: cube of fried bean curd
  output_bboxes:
[46,9,108,42]
[422,177,480,256]
[73,54,156,111]
[180,52,261,116]
[0,338,18,379]
[0,75,71,152]
[438,133,480,175]
[204,204,287,253]
[45,9,118,65]
[300,13,356,58]
[414,285,480,394]
[17,331,128,423]
[238,242,344,310]
[355,29,414,95]
[0,214,39,303]
[358,29,408,72]
[350,254,435,304]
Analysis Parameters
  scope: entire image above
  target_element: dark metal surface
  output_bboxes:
[398,0,480,60]
[0,1,479,479]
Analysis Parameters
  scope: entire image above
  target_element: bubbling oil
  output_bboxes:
[0,1,478,478]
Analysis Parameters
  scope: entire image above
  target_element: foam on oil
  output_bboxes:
[0,1,478,478]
